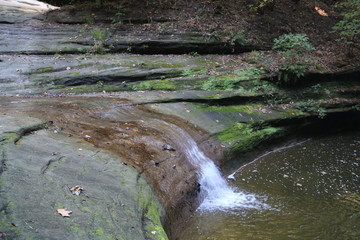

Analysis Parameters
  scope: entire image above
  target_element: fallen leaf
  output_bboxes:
[69,185,84,196]
[151,231,157,235]
[315,6,328,17]
[57,209,72,217]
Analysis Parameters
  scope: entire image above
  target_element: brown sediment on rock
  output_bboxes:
[0,95,223,238]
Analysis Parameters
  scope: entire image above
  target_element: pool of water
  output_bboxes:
[178,132,360,240]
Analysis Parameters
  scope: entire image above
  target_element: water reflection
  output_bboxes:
[178,132,360,240]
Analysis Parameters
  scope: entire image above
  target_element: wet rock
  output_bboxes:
[0,54,196,95]
[0,0,58,23]
[0,112,168,240]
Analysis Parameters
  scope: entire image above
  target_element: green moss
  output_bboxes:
[137,192,168,240]
[181,68,208,77]
[79,206,91,213]
[6,132,19,143]
[0,201,22,239]
[94,227,105,236]
[69,224,80,232]
[55,204,65,209]
[194,58,218,67]
[131,80,176,91]
[151,80,177,90]
[33,67,55,74]
[6,201,14,208]
[88,227,116,239]
[217,123,282,152]
[198,104,263,115]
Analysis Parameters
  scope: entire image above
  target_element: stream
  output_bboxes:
[178,132,360,240]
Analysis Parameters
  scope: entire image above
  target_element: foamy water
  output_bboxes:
[152,120,268,211]
[184,141,267,212]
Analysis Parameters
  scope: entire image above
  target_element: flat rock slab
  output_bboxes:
[0,23,87,54]
[0,0,58,23]
[0,53,211,95]
[0,113,167,240]
[0,17,260,55]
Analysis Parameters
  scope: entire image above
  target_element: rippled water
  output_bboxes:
[178,132,360,240]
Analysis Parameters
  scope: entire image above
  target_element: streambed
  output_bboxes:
[178,132,360,240]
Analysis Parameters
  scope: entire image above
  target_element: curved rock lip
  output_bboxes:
[0,99,172,240]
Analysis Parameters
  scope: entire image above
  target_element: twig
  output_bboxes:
[227,139,310,180]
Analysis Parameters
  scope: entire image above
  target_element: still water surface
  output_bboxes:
[178,132,360,240]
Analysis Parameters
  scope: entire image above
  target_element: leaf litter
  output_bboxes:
[69,185,84,196]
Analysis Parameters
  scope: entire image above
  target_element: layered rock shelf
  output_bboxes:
[0,1,359,239]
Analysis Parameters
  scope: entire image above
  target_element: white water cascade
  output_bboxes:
[158,120,266,211]
[184,137,265,211]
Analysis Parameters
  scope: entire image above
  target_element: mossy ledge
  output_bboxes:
[216,110,360,167]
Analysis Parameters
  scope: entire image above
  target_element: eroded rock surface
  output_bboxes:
[0,111,168,240]
[0,96,223,239]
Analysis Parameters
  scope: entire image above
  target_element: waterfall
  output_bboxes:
[184,138,264,211]
[157,120,266,212]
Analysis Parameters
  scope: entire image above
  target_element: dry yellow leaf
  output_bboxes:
[315,6,328,17]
